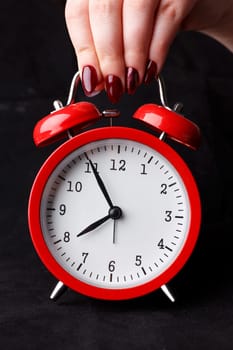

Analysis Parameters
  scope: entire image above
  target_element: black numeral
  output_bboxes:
[85,162,98,173]
[108,260,116,272]
[140,164,148,175]
[157,239,165,249]
[110,159,126,171]
[160,183,168,194]
[67,180,82,192]
[135,255,142,266]
[59,204,66,215]
[63,232,70,243]
[165,210,172,222]
[82,252,89,263]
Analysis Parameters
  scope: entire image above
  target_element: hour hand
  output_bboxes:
[76,206,122,237]
[77,214,111,237]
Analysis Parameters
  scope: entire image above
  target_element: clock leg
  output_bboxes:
[50,281,68,301]
[161,284,175,303]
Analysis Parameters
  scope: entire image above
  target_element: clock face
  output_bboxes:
[29,127,201,300]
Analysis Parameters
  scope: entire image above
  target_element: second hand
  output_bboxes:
[113,219,117,244]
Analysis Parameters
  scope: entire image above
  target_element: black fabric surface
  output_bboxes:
[1,1,233,349]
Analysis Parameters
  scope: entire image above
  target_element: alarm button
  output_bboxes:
[133,103,201,150]
[33,102,101,147]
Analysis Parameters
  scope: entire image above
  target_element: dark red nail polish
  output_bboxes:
[82,65,98,95]
[126,67,139,95]
[105,75,123,104]
[144,60,157,84]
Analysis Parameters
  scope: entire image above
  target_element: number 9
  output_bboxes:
[59,204,66,215]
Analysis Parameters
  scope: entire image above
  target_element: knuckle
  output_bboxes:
[76,45,93,56]
[125,49,147,65]
[96,45,123,65]
[159,1,180,22]
[99,53,121,68]
[98,53,124,76]
[90,0,119,15]
[128,0,154,12]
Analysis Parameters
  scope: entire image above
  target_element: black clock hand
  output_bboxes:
[77,214,111,237]
[113,219,117,244]
[77,206,122,238]
[85,154,114,208]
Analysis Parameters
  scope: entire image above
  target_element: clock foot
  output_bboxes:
[161,284,175,303]
[50,281,68,301]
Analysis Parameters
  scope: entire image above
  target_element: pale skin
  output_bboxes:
[65,0,233,102]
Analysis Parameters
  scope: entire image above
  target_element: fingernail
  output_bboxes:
[105,75,123,104]
[126,67,139,95]
[144,60,157,84]
[82,65,98,95]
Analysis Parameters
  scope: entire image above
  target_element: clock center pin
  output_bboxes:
[109,206,122,220]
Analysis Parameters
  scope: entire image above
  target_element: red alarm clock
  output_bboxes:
[28,72,201,301]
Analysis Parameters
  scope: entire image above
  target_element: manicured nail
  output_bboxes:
[82,65,98,96]
[126,67,139,95]
[105,75,123,104]
[144,60,157,84]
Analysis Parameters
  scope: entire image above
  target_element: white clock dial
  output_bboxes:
[40,138,191,289]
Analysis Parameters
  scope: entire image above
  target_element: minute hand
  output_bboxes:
[87,156,114,208]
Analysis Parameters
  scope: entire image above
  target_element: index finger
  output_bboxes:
[65,0,103,96]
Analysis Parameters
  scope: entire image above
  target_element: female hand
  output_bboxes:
[65,0,233,103]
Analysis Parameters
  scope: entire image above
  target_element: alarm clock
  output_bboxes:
[28,72,201,302]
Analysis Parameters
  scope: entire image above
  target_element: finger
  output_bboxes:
[89,0,125,103]
[65,0,103,96]
[148,0,197,74]
[122,0,159,93]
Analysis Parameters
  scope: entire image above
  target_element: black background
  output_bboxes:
[1,0,233,348]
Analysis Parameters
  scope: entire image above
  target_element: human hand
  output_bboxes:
[65,0,233,103]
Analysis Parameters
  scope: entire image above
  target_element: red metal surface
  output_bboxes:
[33,102,101,147]
[133,103,201,150]
[28,126,201,300]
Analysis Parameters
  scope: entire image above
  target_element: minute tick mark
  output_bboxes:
[54,239,62,245]
[58,175,65,181]
[141,267,147,275]
[147,156,153,164]
[165,246,173,252]
[77,263,83,271]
